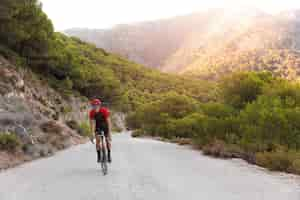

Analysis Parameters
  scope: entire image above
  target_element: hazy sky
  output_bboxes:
[40,0,300,30]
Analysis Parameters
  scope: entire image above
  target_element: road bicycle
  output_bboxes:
[91,130,108,175]
[99,130,108,175]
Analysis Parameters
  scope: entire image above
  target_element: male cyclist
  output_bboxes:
[89,99,112,163]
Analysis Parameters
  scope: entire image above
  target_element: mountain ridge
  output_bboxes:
[65,9,300,79]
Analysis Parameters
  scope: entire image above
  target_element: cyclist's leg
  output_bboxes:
[106,137,111,150]
[95,134,101,162]
[104,129,112,162]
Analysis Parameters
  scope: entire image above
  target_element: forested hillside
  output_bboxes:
[128,71,300,174]
[181,14,300,79]
[183,49,300,80]
[0,0,214,112]
[65,9,266,70]
[66,9,300,80]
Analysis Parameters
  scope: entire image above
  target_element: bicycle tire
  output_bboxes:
[101,135,108,175]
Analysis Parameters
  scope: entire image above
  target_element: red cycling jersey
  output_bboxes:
[89,107,110,121]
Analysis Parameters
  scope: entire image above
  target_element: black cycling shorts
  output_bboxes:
[95,128,109,137]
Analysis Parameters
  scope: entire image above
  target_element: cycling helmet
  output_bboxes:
[90,99,102,106]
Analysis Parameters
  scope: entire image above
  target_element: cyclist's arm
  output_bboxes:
[89,119,95,139]
[107,117,112,141]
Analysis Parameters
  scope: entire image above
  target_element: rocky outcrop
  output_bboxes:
[0,56,87,170]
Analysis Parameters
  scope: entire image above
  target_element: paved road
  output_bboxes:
[0,133,299,200]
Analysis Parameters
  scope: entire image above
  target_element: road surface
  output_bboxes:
[0,133,299,200]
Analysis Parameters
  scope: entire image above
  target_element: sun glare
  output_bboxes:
[40,0,300,30]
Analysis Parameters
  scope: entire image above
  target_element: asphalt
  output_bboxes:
[0,132,299,200]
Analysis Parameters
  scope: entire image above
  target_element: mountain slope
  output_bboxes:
[181,15,300,79]
[66,9,257,68]
[66,9,300,79]
[65,8,267,69]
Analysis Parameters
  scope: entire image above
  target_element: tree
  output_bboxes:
[220,72,271,109]
[0,0,54,59]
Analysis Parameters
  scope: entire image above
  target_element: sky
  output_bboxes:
[40,0,300,31]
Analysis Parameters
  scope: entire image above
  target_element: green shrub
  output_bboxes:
[126,111,143,130]
[78,122,92,137]
[239,95,300,151]
[255,151,297,172]
[168,113,206,138]
[290,159,300,174]
[0,133,21,152]
[61,105,72,114]
[200,103,236,118]
[131,129,145,138]
[264,80,300,107]
[157,92,199,119]
[220,72,271,108]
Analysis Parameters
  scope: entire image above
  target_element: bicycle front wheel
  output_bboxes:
[101,148,108,175]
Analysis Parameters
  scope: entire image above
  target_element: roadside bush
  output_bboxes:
[0,133,21,152]
[290,159,300,174]
[131,129,145,138]
[124,71,300,175]
[78,122,91,137]
[168,113,206,138]
[255,151,300,172]
[127,93,200,137]
[126,111,143,130]
[157,92,199,119]
[239,96,300,152]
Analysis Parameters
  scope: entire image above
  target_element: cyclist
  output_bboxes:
[89,99,112,163]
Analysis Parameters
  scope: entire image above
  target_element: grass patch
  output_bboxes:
[0,133,21,152]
